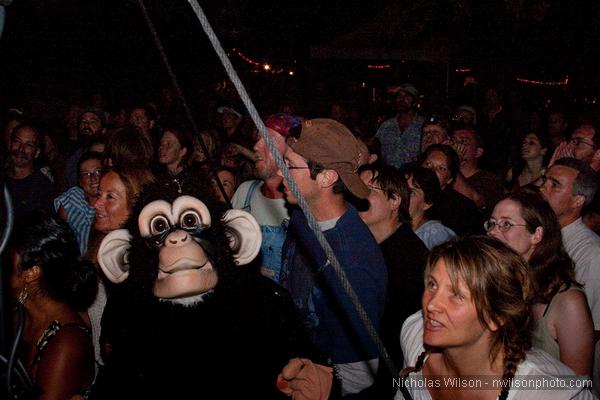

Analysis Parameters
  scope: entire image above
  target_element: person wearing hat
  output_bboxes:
[454,104,477,128]
[216,105,244,143]
[230,113,301,283]
[277,118,388,396]
[375,83,424,169]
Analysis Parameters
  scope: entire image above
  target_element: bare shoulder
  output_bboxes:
[553,287,590,316]
[39,324,92,363]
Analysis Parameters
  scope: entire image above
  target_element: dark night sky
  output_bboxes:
[0,0,385,99]
[2,0,600,110]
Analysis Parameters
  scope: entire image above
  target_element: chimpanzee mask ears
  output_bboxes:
[97,229,132,283]
[222,209,261,265]
[97,207,261,285]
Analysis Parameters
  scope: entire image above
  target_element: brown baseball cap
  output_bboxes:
[287,118,370,199]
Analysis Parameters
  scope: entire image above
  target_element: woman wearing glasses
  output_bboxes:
[54,151,103,255]
[486,190,594,376]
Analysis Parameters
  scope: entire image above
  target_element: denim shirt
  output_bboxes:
[241,180,288,283]
[280,205,388,364]
[376,115,424,168]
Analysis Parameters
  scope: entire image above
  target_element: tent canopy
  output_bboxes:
[310,1,463,63]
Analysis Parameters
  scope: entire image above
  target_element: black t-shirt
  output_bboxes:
[378,223,428,366]
[434,187,485,237]
[6,168,56,218]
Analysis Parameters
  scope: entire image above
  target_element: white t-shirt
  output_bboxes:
[562,218,600,329]
[395,311,596,400]
[231,180,289,226]
[561,218,600,396]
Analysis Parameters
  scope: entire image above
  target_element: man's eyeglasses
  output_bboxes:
[367,184,384,193]
[570,137,596,148]
[284,160,309,171]
[79,169,102,179]
[451,136,472,146]
[484,219,528,232]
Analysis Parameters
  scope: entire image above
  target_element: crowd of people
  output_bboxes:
[3,80,600,399]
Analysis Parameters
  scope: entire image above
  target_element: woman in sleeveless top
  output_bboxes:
[397,236,593,400]
[8,212,97,400]
[487,191,594,376]
[504,132,552,191]
[276,236,593,399]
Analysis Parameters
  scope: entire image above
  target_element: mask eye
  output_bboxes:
[180,210,201,229]
[150,215,170,236]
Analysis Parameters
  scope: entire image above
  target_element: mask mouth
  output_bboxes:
[158,257,209,275]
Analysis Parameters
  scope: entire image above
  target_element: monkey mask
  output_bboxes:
[97,195,261,305]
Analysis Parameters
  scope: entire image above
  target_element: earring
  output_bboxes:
[17,287,28,305]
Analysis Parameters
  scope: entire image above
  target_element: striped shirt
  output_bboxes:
[54,186,96,255]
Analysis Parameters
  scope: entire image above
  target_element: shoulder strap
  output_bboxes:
[61,322,92,335]
[242,180,261,211]
[542,287,564,317]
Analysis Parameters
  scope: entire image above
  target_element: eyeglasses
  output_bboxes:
[367,184,384,192]
[570,137,596,148]
[484,219,528,232]
[79,169,102,179]
[450,136,472,146]
[284,160,309,171]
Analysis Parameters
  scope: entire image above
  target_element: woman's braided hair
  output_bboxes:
[419,236,533,398]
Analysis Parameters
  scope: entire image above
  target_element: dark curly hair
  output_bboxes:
[10,211,97,311]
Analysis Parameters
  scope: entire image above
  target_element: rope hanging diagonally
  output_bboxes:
[184,0,398,380]
[135,0,232,206]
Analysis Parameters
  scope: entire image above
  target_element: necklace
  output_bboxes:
[172,177,183,194]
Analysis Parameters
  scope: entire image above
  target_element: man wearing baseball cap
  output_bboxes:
[375,82,424,169]
[278,118,388,396]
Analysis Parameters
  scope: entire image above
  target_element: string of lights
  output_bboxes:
[232,48,261,66]
[231,47,294,75]
[516,76,569,86]
[230,50,572,88]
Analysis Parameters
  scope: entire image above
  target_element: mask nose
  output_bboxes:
[165,230,189,247]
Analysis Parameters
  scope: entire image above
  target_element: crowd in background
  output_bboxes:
[3,77,600,399]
